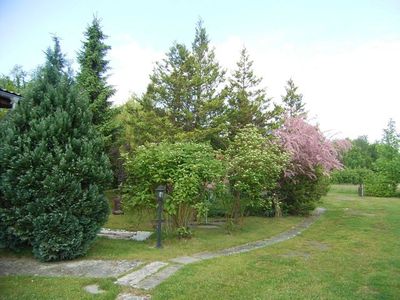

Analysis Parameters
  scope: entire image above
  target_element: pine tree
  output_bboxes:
[77,17,115,134]
[226,47,279,138]
[282,78,306,117]
[0,37,112,261]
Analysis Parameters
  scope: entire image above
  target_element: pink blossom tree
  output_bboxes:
[275,116,350,214]
[276,117,348,179]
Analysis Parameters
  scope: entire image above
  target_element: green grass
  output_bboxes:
[1,190,304,261]
[0,276,120,300]
[86,215,303,261]
[151,185,400,299]
[104,190,154,231]
[2,185,399,299]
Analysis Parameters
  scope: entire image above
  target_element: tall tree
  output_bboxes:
[9,65,27,91]
[147,42,195,132]
[190,20,226,134]
[282,78,306,117]
[0,37,111,261]
[77,17,115,133]
[375,119,400,189]
[146,20,226,148]
[226,47,278,138]
[381,118,399,149]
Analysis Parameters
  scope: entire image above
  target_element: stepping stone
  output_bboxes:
[169,256,202,264]
[116,293,151,300]
[137,264,183,290]
[84,284,105,294]
[98,229,153,241]
[116,261,168,287]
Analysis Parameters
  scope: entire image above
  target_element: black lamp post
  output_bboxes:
[155,185,166,248]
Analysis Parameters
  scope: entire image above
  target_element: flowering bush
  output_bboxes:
[276,117,344,179]
[275,117,346,214]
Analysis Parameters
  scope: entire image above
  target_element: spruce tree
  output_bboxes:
[0,37,111,261]
[146,20,226,148]
[282,78,306,117]
[147,42,195,132]
[191,19,226,133]
[77,17,115,135]
[227,47,279,138]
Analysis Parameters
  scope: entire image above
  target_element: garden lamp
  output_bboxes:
[155,185,166,248]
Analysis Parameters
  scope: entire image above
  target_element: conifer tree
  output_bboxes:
[147,42,195,131]
[227,47,280,138]
[282,78,306,117]
[146,20,226,148]
[0,37,111,261]
[77,17,115,135]
[191,20,226,134]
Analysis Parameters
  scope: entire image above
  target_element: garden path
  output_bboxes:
[0,207,326,300]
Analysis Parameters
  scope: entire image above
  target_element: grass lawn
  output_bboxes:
[151,185,400,299]
[1,185,399,299]
[0,277,120,300]
[0,190,304,261]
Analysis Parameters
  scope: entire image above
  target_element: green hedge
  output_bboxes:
[364,173,397,197]
[330,168,373,185]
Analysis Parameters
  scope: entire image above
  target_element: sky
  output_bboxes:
[1,0,399,142]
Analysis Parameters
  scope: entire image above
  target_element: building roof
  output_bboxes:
[0,87,22,109]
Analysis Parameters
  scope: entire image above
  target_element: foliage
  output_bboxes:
[0,37,111,261]
[342,136,378,169]
[176,226,193,239]
[116,95,175,149]
[381,118,399,148]
[226,47,282,139]
[145,20,227,149]
[374,119,400,186]
[276,116,343,179]
[364,172,397,197]
[279,167,330,215]
[275,116,345,214]
[226,125,289,222]
[0,65,28,94]
[330,168,373,184]
[281,78,306,117]
[77,16,116,140]
[123,142,225,228]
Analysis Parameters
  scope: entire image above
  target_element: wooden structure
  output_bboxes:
[0,87,21,109]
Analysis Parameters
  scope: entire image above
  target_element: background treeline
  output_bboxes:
[331,119,400,197]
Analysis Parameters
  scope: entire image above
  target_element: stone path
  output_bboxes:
[0,207,325,300]
[114,207,326,298]
[0,258,142,278]
[116,261,168,287]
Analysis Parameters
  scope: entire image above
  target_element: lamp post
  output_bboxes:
[155,185,166,248]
